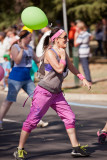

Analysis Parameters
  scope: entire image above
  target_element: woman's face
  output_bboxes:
[57,31,69,48]
[22,33,32,45]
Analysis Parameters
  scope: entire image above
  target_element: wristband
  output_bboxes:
[77,74,85,80]
[60,59,66,66]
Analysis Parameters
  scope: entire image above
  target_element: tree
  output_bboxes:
[0,0,107,30]
[0,0,30,29]
[67,0,107,25]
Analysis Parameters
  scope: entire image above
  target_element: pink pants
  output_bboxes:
[22,85,75,133]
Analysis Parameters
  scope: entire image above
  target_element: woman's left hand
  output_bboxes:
[82,79,92,90]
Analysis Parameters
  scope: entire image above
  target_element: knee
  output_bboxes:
[64,112,76,129]
[22,119,40,133]
[70,113,75,125]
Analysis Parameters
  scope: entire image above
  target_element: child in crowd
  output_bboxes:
[2,54,11,91]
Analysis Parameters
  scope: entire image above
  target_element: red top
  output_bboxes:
[68,26,76,40]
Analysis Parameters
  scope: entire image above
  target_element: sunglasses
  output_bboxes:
[59,35,68,40]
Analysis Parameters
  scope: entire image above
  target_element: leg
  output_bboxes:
[18,130,30,149]
[80,57,92,82]
[1,78,22,120]
[102,122,107,132]
[19,86,54,146]
[66,128,79,147]
[51,92,90,157]
[0,100,13,130]
[13,130,29,160]
[103,41,107,57]
[0,79,22,130]
[51,92,79,147]
[95,40,99,56]
[13,86,55,159]
[22,80,49,127]
[0,100,13,121]
[97,122,107,144]
[98,40,104,56]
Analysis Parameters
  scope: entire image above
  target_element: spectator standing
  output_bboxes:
[0,32,10,65]
[102,18,107,57]
[0,31,10,87]
[68,21,76,55]
[74,21,92,83]
[2,54,11,91]
[95,22,104,56]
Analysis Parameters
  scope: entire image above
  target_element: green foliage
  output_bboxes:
[0,0,30,30]
[0,0,106,30]
[67,0,107,25]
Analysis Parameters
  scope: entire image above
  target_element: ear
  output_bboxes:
[55,37,59,43]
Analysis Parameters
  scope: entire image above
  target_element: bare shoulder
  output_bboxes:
[11,44,18,55]
[11,45,18,51]
[45,48,56,58]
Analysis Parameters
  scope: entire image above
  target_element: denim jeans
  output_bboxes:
[80,57,92,82]
[6,79,36,102]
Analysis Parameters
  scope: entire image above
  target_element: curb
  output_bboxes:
[0,89,107,102]
[64,93,107,101]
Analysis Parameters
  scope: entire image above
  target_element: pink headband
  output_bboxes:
[51,29,64,42]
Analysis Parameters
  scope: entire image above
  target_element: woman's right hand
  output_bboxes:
[18,41,24,49]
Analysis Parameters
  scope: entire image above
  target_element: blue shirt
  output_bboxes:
[9,67,31,81]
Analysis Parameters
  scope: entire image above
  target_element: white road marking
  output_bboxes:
[68,102,107,109]
[3,102,107,124]
[3,118,21,123]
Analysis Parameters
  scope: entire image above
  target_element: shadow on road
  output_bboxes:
[0,110,107,160]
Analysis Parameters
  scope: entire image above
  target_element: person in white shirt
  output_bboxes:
[0,32,10,65]
[74,22,93,83]
[0,32,11,87]
[36,26,51,58]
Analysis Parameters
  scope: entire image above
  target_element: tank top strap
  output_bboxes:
[50,48,60,61]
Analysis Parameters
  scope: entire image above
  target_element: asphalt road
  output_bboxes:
[0,91,107,160]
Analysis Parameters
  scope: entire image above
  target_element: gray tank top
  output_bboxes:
[38,48,68,93]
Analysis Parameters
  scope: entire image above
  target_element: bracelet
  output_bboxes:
[60,59,66,66]
[77,74,85,80]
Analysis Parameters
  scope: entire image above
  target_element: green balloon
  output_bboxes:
[21,6,48,30]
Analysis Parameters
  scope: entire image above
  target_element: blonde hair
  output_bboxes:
[77,22,86,31]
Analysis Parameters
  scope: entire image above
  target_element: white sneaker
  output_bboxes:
[0,122,3,130]
[37,120,49,128]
